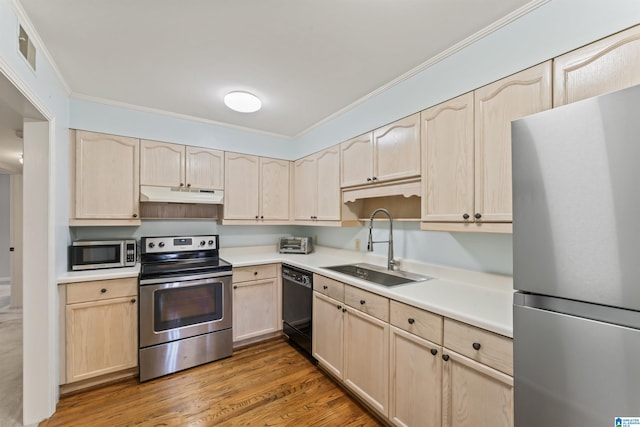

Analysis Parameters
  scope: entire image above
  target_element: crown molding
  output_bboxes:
[70,92,294,140]
[293,0,550,139]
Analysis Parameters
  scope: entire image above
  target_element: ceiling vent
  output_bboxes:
[18,25,36,71]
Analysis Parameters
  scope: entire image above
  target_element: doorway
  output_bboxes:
[0,70,49,426]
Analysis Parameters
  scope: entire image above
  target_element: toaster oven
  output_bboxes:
[278,237,313,254]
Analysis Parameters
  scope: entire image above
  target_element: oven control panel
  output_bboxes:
[142,235,219,253]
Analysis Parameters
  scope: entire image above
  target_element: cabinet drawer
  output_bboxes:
[390,300,443,345]
[444,318,513,375]
[313,274,344,301]
[345,285,389,322]
[66,277,137,304]
[233,264,278,282]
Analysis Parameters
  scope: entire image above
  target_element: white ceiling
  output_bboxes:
[17,0,533,138]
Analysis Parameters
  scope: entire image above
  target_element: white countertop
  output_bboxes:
[57,264,140,284]
[220,246,514,338]
[55,245,514,337]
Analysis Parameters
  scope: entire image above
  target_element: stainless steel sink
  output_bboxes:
[323,263,432,287]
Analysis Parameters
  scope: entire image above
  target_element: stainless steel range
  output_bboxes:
[138,234,233,382]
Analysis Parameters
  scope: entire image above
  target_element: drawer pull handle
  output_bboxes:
[342,308,347,313]
[337,305,342,310]
[100,288,107,293]
[442,354,450,362]
[130,298,136,304]
[323,285,328,290]
[360,299,366,305]
[472,342,481,350]
[407,318,415,324]
[430,348,438,356]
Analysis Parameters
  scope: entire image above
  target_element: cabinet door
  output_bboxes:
[389,327,442,427]
[373,113,421,183]
[554,25,640,107]
[260,158,290,221]
[422,93,474,223]
[293,156,316,220]
[344,307,389,417]
[232,278,279,342]
[442,350,513,427]
[66,296,137,383]
[474,61,551,222]
[315,146,341,221]
[75,131,139,220]
[140,140,185,187]
[224,152,260,220]
[185,146,224,190]
[340,133,373,187]
[312,292,344,379]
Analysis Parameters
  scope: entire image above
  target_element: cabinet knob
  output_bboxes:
[337,304,342,310]
[407,318,415,324]
[462,213,469,220]
[130,298,136,304]
[360,299,366,305]
[187,183,191,188]
[233,285,238,289]
[474,213,482,219]
[255,215,259,219]
[254,271,258,276]
[260,215,264,219]
[100,288,107,293]
[430,348,438,356]
[442,354,450,362]
[366,177,372,182]
[472,342,481,350]
[323,285,328,290]
[132,213,138,218]
[372,176,377,181]
[342,308,347,313]
[180,183,184,187]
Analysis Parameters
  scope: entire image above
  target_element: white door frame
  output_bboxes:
[0,63,57,424]
[9,173,22,308]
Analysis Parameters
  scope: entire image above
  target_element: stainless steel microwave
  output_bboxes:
[68,240,137,271]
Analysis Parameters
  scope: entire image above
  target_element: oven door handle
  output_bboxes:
[140,271,232,285]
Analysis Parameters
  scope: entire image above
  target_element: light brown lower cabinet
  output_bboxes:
[232,264,281,345]
[343,306,389,417]
[389,326,442,427]
[64,278,138,384]
[441,350,514,427]
[312,275,514,426]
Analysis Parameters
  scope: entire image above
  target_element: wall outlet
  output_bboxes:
[355,239,361,251]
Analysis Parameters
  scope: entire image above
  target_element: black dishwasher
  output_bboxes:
[282,264,314,359]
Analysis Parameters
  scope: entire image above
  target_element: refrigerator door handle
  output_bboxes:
[514,292,640,330]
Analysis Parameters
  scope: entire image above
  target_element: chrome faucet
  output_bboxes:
[367,208,396,270]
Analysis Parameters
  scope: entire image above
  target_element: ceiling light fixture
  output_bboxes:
[224,91,262,113]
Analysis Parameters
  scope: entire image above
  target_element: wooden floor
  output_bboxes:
[40,338,384,426]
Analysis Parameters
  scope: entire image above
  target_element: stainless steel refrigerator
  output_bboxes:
[512,84,640,426]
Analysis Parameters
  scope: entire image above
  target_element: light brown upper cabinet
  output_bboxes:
[474,61,552,224]
[341,113,421,188]
[554,24,640,107]
[224,152,290,223]
[421,62,551,232]
[422,92,475,223]
[294,146,341,223]
[72,130,140,225]
[140,140,224,190]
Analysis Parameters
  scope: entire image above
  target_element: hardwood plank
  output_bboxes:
[41,338,384,426]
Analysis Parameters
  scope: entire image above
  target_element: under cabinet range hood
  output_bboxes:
[140,186,224,204]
